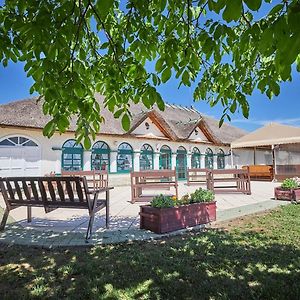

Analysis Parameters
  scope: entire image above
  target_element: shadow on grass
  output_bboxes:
[0,226,300,300]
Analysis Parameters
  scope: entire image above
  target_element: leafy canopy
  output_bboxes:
[1,0,300,145]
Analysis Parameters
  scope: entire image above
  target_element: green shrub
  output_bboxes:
[150,194,176,208]
[189,188,215,203]
[281,178,299,190]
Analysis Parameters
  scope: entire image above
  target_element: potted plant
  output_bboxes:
[274,178,300,201]
[139,188,216,234]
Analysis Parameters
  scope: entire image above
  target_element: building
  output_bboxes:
[0,94,246,185]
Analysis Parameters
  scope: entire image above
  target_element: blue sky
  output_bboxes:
[1,0,299,132]
[1,60,299,132]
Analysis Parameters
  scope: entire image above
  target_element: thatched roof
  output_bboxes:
[0,94,246,145]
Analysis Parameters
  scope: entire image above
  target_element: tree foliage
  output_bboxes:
[1,0,300,142]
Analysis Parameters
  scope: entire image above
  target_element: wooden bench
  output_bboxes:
[242,165,273,181]
[187,168,210,186]
[130,169,178,203]
[0,176,113,240]
[207,168,251,194]
[61,170,108,191]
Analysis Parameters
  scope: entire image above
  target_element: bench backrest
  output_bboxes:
[131,169,177,182]
[61,170,108,188]
[0,177,90,207]
[210,168,249,175]
[243,165,273,173]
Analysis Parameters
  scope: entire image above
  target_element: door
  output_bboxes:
[176,150,187,180]
[0,136,41,177]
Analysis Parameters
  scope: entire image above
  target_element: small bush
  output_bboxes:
[151,194,176,208]
[190,188,215,203]
[281,178,299,190]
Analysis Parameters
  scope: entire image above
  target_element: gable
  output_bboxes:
[131,117,167,138]
[188,126,210,142]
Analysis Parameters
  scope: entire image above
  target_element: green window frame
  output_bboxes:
[140,144,154,170]
[217,149,225,169]
[117,142,133,173]
[91,141,110,171]
[205,148,214,169]
[191,147,201,168]
[176,146,187,180]
[62,139,83,171]
[159,145,171,170]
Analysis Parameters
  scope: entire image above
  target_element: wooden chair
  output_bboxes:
[0,176,113,240]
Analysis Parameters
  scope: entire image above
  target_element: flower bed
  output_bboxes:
[140,189,216,234]
[274,178,300,202]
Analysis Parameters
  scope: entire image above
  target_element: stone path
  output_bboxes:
[0,181,290,247]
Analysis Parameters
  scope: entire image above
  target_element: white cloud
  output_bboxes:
[231,117,300,127]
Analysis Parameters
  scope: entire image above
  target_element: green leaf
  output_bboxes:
[222,0,242,22]
[155,58,165,73]
[43,120,56,137]
[156,93,165,111]
[96,0,114,18]
[244,0,262,11]
[161,67,171,83]
[229,101,237,113]
[84,136,91,150]
[122,113,130,131]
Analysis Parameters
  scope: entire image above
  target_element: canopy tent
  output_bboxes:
[231,123,300,148]
[231,123,300,180]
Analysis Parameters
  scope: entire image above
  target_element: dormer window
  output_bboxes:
[145,122,150,130]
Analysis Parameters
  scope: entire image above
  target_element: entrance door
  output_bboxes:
[0,136,41,177]
[176,147,187,180]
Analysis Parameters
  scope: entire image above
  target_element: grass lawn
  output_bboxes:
[1,204,300,300]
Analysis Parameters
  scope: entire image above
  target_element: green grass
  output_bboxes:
[1,204,300,299]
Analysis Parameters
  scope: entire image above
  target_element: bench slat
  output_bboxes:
[14,180,23,201]
[22,181,31,200]
[30,180,40,202]
[56,180,65,202]
[47,180,57,202]
[6,180,15,200]
[65,180,74,202]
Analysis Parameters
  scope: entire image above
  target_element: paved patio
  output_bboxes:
[0,181,289,247]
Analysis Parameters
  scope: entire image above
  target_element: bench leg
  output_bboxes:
[85,213,95,241]
[27,206,32,223]
[106,190,110,229]
[0,208,9,231]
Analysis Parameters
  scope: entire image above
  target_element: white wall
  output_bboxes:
[132,117,165,137]
[188,126,209,142]
[0,127,231,184]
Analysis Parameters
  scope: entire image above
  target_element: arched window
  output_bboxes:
[62,139,83,171]
[117,142,133,172]
[0,136,38,147]
[140,144,153,170]
[191,147,201,169]
[205,148,214,169]
[91,141,110,171]
[159,145,171,170]
[176,146,187,179]
[217,149,225,169]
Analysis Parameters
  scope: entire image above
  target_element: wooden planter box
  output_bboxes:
[140,202,216,234]
[274,187,300,201]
